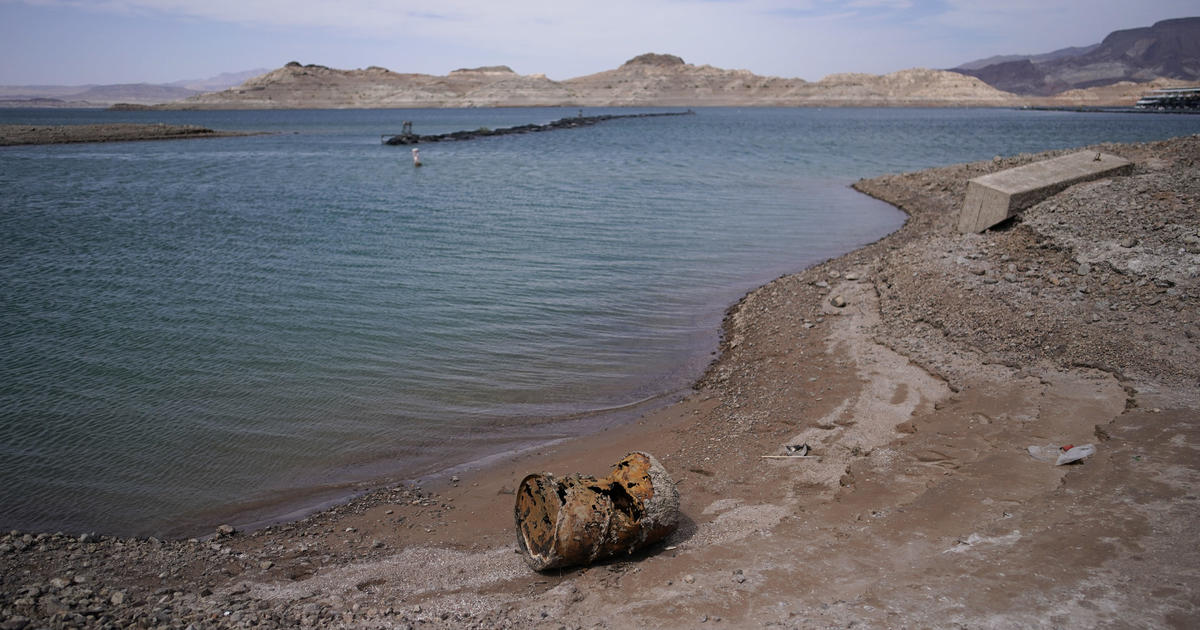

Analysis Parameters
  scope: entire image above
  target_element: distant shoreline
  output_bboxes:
[0,123,260,146]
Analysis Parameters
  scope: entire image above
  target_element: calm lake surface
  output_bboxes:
[2,107,1196,536]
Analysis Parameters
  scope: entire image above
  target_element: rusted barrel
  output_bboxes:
[514,451,680,571]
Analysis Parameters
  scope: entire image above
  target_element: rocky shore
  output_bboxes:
[2,135,1197,629]
[0,124,255,146]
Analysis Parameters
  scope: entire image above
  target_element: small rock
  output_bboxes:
[0,616,30,630]
[1118,237,1138,248]
[1003,273,1018,283]
[110,591,125,606]
[372,539,384,549]
[1077,262,1092,276]
[216,524,236,537]
[969,267,985,276]
[49,577,69,589]
[683,574,695,584]
[829,295,846,308]
[259,561,274,570]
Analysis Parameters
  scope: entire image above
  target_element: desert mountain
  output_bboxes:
[954,45,1101,72]
[955,17,1200,95]
[0,69,266,107]
[162,55,1018,109]
[169,68,271,92]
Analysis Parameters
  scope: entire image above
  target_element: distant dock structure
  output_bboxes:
[1135,86,1200,111]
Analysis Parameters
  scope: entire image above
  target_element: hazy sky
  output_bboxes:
[1,0,1195,85]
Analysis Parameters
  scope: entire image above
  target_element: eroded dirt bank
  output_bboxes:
[2,135,1197,629]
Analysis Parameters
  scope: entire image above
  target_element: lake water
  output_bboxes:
[2,107,1196,537]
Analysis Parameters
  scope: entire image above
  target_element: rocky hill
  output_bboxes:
[955,17,1200,95]
[162,55,1018,109]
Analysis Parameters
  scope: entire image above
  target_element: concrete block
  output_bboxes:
[958,151,1133,233]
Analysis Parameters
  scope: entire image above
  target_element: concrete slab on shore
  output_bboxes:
[958,150,1133,233]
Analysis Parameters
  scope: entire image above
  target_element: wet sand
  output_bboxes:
[1,134,1197,628]
[0,123,256,146]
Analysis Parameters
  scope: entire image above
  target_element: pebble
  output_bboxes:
[216,524,236,537]
[1,616,30,630]
[1118,237,1138,248]
[1077,262,1092,276]
[683,574,695,584]
[829,295,846,308]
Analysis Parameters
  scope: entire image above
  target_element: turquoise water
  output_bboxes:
[2,107,1196,536]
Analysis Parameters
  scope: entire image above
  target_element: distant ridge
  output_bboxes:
[160,54,1017,109]
[954,17,1200,95]
[954,45,1101,72]
[0,68,269,107]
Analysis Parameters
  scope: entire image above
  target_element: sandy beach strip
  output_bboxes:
[1,134,1197,629]
[0,123,258,146]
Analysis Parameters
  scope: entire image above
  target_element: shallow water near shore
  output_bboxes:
[1,107,1196,537]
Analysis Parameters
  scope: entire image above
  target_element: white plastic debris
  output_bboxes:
[1028,443,1096,465]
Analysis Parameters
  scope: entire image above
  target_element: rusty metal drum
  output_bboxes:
[514,452,680,571]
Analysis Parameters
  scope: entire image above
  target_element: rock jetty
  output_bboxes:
[382,110,694,145]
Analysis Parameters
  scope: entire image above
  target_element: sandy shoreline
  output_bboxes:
[2,134,1197,628]
[0,123,258,146]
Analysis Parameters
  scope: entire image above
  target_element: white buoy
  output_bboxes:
[412,147,422,167]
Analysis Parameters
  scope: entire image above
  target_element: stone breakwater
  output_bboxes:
[382,111,694,145]
[0,124,255,146]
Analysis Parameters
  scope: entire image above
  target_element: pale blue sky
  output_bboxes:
[1,0,1195,85]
